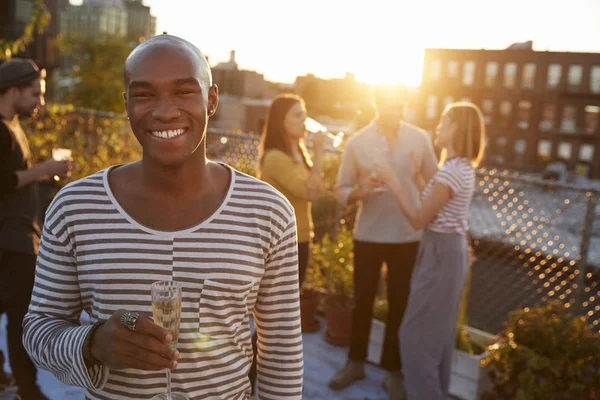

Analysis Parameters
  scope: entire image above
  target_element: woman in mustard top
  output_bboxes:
[257,93,325,285]
[249,94,325,395]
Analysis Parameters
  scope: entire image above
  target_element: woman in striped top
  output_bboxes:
[374,102,485,400]
[22,35,303,400]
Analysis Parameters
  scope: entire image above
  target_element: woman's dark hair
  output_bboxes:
[257,93,311,178]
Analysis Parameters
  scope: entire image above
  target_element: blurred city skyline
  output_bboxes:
[71,0,600,86]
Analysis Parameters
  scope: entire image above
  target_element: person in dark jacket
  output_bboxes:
[0,58,73,400]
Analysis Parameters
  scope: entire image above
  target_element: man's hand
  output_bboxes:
[38,159,76,180]
[372,160,395,184]
[409,151,423,182]
[91,310,179,371]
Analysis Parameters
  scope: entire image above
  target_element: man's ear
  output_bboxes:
[208,84,219,116]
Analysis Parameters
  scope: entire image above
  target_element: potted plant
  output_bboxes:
[312,223,354,346]
[481,301,600,400]
[300,261,325,333]
[450,324,493,400]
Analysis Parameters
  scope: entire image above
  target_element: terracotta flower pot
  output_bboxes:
[324,294,353,346]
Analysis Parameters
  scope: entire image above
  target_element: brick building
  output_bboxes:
[416,45,600,178]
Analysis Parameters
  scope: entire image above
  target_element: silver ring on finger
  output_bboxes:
[120,311,140,331]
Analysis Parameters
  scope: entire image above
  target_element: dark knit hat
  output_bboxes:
[0,58,44,91]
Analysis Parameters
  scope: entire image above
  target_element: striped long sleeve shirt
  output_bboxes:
[22,165,303,400]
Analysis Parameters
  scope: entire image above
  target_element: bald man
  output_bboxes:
[23,35,303,400]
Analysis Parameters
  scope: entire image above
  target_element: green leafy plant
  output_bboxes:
[311,223,354,308]
[23,105,140,183]
[302,260,325,294]
[481,301,600,400]
[55,34,137,112]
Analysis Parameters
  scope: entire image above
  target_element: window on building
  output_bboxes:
[517,101,532,129]
[584,105,600,134]
[521,63,536,89]
[448,61,459,79]
[485,62,498,87]
[504,63,517,88]
[568,65,583,89]
[463,61,476,86]
[431,60,441,81]
[547,64,562,89]
[15,0,34,24]
[558,142,572,160]
[443,96,455,108]
[494,137,507,165]
[514,139,527,165]
[579,144,595,162]
[591,66,600,93]
[482,99,494,125]
[539,104,556,131]
[500,100,512,126]
[538,140,552,162]
[426,96,438,119]
[482,99,494,114]
[561,105,577,132]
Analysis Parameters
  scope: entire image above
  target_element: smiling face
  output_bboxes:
[123,38,218,168]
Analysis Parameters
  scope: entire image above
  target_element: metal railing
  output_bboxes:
[204,131,600,335]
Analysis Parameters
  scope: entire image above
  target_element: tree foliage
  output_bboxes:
[56,34,136,112]
[0,0,51,60]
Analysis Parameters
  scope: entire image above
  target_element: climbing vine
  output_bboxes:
[0,0,51,60]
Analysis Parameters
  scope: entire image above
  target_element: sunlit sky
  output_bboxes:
[78,0,600,86]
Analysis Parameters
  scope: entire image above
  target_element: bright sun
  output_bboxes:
[353,50,425,87]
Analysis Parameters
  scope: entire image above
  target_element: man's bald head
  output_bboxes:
[124,34,212,101]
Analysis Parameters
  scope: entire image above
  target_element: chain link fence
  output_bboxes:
[27,108,600,335]
[468,171,600,334]
[205,131,600,335]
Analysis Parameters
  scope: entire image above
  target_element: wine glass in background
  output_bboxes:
[304,117,344,149]
[370,135,391,193]
[52,148,72,182]
[52,148,72,162]
[151,281,187,400]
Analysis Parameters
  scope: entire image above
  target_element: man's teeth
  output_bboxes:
[151,129,185,139]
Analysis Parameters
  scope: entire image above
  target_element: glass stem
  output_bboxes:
[166,368,172,400]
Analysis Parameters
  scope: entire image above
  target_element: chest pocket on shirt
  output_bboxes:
[198,279,255,340]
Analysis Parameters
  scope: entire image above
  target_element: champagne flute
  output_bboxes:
[52,148,72,182]
[304,117,344,149]
[371,136,391,193]
[151,281,187,400]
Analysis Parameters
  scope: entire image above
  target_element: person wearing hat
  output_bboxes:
[0,57,73,400]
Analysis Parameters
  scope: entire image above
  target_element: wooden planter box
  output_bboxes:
[367,321,492,400]
[449,348,491,400]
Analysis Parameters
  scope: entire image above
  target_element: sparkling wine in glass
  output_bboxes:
[370,136,392,193]
[151,281,187,400]
[304,117,344,149]
[51,148,72,182]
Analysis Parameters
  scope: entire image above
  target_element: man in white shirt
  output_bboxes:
[329,84,438,399]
